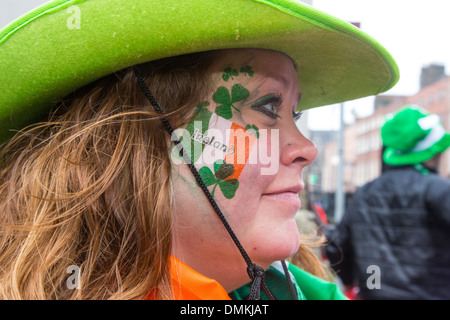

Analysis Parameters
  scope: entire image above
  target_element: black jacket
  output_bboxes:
[325,166,450,299]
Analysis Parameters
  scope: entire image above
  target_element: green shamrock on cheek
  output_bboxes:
[180,101,213,163]
[198,160,239,199]
[213,84,249,120]
[245,124,260,139]
[240,65,254,77]
[222,67,239,81]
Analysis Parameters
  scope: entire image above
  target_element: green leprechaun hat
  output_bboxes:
[0,0,399,145]
[382,105,450,165]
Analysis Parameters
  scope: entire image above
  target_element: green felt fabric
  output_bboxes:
[381,105,450,165]
[229,261,347,300]
[0,0,399,144]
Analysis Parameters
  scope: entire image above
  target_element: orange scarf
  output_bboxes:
[144,256,231,300]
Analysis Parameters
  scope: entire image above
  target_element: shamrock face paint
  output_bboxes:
[213,65,253,120]
[213,84,249,120]
[171,61,286,199]
[171,49,318,277]
[172,103,260,199]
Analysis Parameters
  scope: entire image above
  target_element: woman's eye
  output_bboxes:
[251,94,283,119]
[259,102,279,118]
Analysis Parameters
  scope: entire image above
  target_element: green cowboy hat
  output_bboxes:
[382,105,450,165]
[0,0,399,144]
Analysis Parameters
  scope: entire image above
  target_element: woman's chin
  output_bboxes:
[249,228,300,268]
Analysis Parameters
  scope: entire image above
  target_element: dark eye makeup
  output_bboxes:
[251,93,303,122]
[250,94,283,120]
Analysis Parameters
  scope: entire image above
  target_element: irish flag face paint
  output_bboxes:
[171,104,259,199]
[171,60,286,200]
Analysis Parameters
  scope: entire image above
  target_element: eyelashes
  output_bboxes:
[293,111,303,122]
[251,94,303,122]
[250,94,283,119]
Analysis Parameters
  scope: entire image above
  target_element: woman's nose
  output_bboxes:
[280,129,318,168]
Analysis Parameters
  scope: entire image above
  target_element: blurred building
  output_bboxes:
[308,130,336,190]
[420,64,446,90]
[320,126,357,193]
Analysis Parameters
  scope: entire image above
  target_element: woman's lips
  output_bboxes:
[261,191,301,209]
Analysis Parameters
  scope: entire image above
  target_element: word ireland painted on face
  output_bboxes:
[170,107,280,198]
[170,64,278,200]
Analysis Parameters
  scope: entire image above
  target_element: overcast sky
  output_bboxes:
[310,0,450,129]
[0,0,47,28]
[315,0,450,96]
[2,0,449,129]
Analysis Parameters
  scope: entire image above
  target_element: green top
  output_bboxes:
[230,261,347,300]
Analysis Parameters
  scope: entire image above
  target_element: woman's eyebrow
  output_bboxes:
[240,87,260,106]
[262,73,289,87]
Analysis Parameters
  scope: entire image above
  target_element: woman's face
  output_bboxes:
[171,49,318,287]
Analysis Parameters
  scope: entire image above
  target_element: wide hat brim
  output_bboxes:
[0,0,399,144]
[383,132,450,166]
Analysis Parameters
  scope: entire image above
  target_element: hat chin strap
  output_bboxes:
[132,67,299,300]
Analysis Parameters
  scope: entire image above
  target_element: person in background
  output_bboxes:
[325,105,450,299]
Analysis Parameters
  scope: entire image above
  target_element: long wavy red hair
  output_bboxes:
[0,51,328,299]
